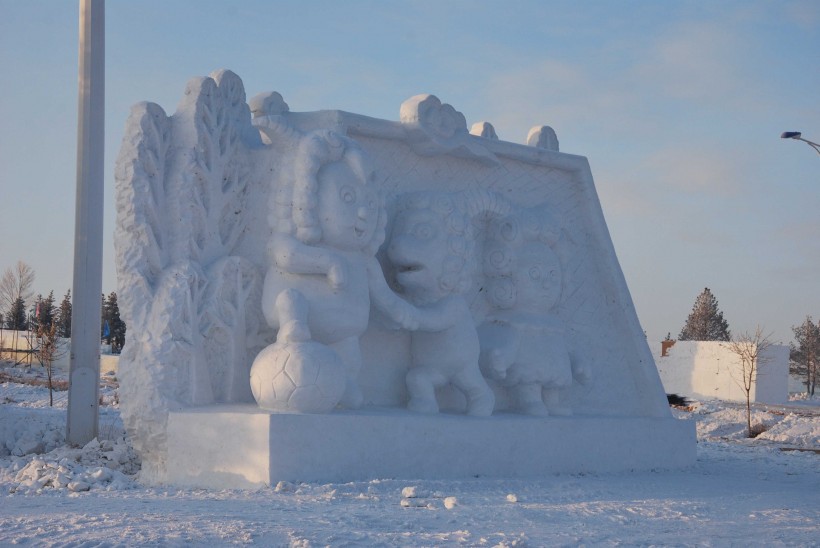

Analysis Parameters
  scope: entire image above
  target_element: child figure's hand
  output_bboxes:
[487,348,510,380]
[327,261,348,289]
[391,299,419,331]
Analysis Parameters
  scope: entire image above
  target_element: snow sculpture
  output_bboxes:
[115,70,267,480]
[386,191,507,416]
[257,128,415,410]
[115,70,693,486]
[527,125,559,151]
[250,289,346,413]
[470,121,498,140]
[478,210,587,415]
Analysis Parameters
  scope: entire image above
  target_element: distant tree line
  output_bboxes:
[0,261,125,354]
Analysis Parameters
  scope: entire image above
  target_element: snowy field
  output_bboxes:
[2,361,819,547]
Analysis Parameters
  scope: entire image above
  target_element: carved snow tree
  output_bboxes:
[678,287,731,341]
[114,69,265,479]
[790,316,819,396]
[726,326,773,438]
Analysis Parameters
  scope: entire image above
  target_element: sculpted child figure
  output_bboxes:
[479,211,584,416]
[386,192,495,417]
[261,130,415,409]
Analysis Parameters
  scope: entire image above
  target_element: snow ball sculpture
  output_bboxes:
[250,289,346,413]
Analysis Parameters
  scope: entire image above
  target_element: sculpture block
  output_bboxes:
[114,69,694,485]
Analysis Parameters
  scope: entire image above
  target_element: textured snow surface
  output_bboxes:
[2,363,819,546]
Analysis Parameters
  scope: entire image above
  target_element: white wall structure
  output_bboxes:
[656,341,789,404]
[114,70,694,487]
[0,333,119,375]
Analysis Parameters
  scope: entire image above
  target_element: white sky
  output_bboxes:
[0,0,818,344]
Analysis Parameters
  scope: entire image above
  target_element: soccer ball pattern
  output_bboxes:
[250,340,346,413]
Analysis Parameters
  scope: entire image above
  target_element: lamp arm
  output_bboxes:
[797,137,820,155]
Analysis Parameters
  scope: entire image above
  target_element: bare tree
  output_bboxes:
[0,261,36,312]
[790,317,819,397]
[0,261,35,362]
[35,322,64,406]
[726,326,773,438]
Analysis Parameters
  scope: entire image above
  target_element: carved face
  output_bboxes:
[514,242,562,311]
[316,160,379,252]
[388,209,449,301]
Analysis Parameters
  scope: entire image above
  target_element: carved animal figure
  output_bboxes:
[387,192,495,416]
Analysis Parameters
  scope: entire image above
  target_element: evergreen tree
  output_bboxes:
[57,289,72,338]
[678,288,731,341]
[102,291,126,353]
[110,292,125,353]
[100,293,107,341]
[40,290,55,330]
[30,291,55,332]
[790,317,819,396]
[9,296,27,330]
[30,294,43,332]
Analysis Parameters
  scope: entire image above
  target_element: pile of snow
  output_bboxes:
[2,436,138,494]
[1,361,139,495]
[685,398,820,446]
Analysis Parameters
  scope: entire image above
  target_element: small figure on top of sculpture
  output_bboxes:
[386,191,508,417]
[478,209,587,416]
[259,129,417,410]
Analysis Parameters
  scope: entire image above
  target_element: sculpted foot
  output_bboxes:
[339,380,363,409]
[407,397,439,414]
[520,401,549,417]
[466,391,495,417]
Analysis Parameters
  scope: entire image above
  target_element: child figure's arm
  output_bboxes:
[478,321,519,380]
[366,257,419,330]
[271,233,347,288]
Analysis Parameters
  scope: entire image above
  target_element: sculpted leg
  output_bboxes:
[453,367,495,417]
[406,367,442,414]
[543,387,572,416]
[331,337,364,409]
[274,289,311,343]
[515,383,549,416]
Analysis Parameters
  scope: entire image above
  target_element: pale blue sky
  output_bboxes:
[1,0,818,345]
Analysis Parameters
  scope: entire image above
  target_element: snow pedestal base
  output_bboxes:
[165,405,695,489]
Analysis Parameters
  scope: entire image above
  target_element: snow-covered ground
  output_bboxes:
[2,361,818,546]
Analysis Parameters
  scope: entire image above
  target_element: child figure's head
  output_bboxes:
[510,241,562,311]
[274,129,386,254]
[388,192,475,302]
[483,209,562,311]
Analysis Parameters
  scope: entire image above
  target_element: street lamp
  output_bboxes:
[780,131,820,155]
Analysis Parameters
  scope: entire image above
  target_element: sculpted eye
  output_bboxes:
[416,224,433,239]
[340,186,356,204]
[529,266,541,280]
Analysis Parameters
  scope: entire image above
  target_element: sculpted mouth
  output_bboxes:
[355,227,365,238]
[396,263,424,274]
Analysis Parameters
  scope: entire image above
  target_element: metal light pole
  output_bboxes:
[67,0,105,445]
[781,132,820,156]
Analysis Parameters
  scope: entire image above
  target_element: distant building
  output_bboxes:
[656,340,789,404]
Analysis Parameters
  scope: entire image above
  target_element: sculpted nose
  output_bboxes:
[357,206,368,219]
